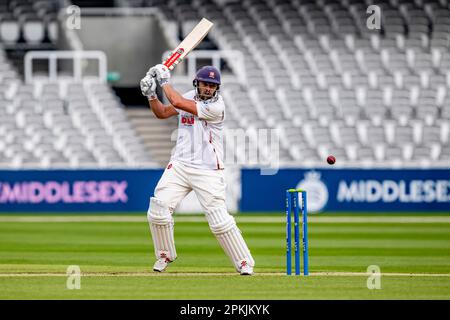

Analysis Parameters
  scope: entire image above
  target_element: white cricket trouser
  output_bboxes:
[155,160,226,211]
[148,160,255,271]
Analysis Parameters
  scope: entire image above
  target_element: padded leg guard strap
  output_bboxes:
[206,208,255,271]
[147,197,177,261]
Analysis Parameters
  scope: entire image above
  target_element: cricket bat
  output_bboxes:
[163,18,214,70]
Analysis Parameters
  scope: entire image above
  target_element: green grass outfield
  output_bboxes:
[0,213,449,299]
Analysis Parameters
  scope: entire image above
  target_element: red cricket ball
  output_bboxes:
[327,155,336,165]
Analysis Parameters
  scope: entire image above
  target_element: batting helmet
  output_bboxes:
[193,66,221,86]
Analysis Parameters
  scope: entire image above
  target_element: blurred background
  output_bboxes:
[0,0,449,214]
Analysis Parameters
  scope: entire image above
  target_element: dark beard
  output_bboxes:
[199,91,214,100]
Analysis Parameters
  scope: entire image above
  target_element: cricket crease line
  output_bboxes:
[0,272,449,277]
[0,216,450,223]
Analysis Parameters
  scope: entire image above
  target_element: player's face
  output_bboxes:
[198,81,218,100]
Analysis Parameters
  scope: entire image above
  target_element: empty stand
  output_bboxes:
[0,47,155,168]
[1,0,450,168]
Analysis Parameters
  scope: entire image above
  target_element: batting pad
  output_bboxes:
[147,197,177,261]
[206,208,255,271]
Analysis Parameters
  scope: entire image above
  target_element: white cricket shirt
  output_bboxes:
[171,90,225,170]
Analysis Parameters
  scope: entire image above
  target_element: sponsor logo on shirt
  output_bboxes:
[181,115,195,125]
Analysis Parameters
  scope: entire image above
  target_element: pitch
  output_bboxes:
[0,214,449,299]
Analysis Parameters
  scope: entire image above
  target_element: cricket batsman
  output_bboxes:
[140,64,255,275]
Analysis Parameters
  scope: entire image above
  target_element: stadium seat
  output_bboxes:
[1,0,449,167]
[0,13,20,43]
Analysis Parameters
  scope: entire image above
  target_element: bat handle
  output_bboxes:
[163,61,176,71]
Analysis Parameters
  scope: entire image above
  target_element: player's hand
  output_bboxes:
[140,75,157,99]
[150,64,171,86]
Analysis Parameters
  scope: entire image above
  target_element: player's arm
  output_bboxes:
[151,64,198,116]
[161,84,198,116]
[140,74,178,119]
[148,97,178,119]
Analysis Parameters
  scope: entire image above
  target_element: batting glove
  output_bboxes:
[140,75,157,100]
[150,64,171,86]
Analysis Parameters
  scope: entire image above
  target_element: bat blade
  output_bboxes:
[163,18,214,70]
